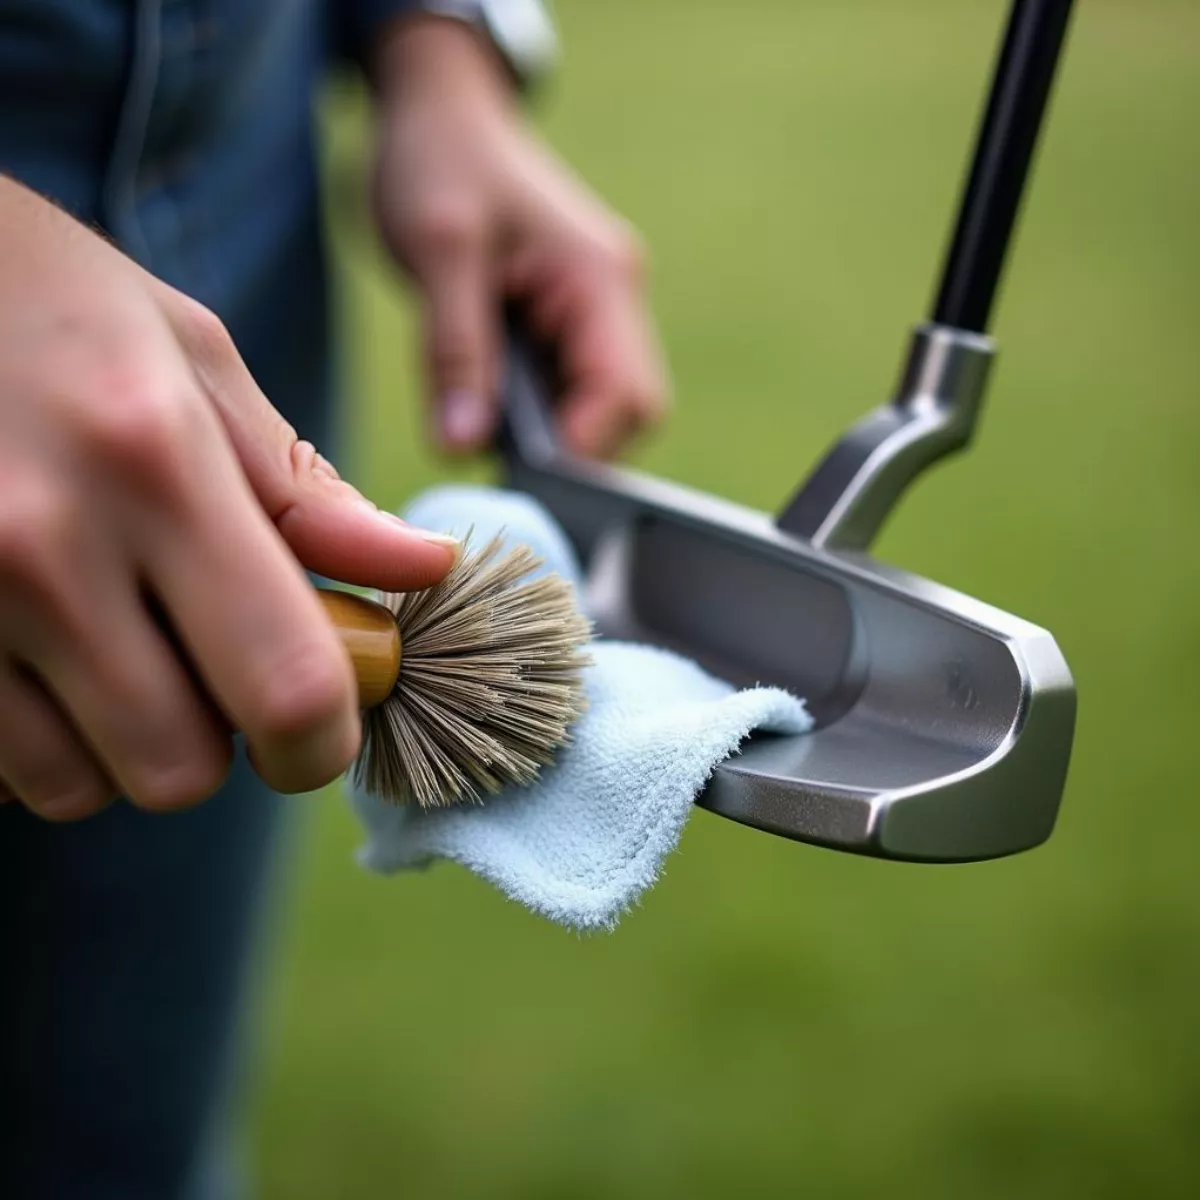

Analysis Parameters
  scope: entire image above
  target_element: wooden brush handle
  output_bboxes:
[316,589,401,709]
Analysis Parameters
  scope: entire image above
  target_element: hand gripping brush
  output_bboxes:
[497,0,1079,863]
[316,534,592,809]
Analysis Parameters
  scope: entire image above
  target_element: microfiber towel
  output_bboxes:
[347,483,812,932]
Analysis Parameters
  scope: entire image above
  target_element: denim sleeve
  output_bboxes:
[332,0,421,66]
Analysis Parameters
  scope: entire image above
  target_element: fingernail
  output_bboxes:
[419,529,461,546]
[36,795,80,819]
[440,390,493,447]
[376,511,462,561]
[36,791,113,822]
[412,526,463,562]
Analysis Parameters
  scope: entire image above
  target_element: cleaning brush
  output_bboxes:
[315,532,592,809]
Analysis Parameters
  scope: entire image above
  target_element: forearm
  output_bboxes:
[342,1,556,96]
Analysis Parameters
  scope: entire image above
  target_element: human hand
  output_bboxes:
[0,177,458,821]
[369,16,670,461]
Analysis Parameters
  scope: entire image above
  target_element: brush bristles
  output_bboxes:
[353,531,593,809]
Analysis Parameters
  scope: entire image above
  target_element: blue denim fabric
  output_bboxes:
[0,3,415,1196]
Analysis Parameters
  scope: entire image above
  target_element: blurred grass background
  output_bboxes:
[251,2,1200,1196]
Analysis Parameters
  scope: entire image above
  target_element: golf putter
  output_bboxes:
[499,0,1077,863]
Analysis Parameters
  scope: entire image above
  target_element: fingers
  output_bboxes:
[3,303,370,800]
[253,438,461,594]
[560,288,668,460]
[142,443,364,796]
[27,569,235,814]
[0,510,233,816]
[510,220,670,462]
[410,206,499,454]
[532,273,669,461]
[155,286,460,592]
[0,663,114,822]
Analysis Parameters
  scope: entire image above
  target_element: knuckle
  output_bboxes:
[636,377,671,424]
[409,198,485,257]
[75,371,200,490]
[176,296,237,365]
[253,645,355,744]
[0,476,74,585]
[430,327,480,375]
[601,224,647,283]
[131,743,232,812]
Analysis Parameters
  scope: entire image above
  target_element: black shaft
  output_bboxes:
[931,0,1074,333]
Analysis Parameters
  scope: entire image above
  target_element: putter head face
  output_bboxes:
[504,454,1075,863]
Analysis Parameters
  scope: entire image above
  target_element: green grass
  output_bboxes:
[250,2,1200,1196]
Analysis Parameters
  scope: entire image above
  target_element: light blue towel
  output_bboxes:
[348,484,811,932]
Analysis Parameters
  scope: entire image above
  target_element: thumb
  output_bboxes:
[159,289,460,592]
[411,210,498,454]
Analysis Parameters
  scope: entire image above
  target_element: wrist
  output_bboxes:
[371,14,518,114]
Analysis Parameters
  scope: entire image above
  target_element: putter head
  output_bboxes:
[499,321,1075,864]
